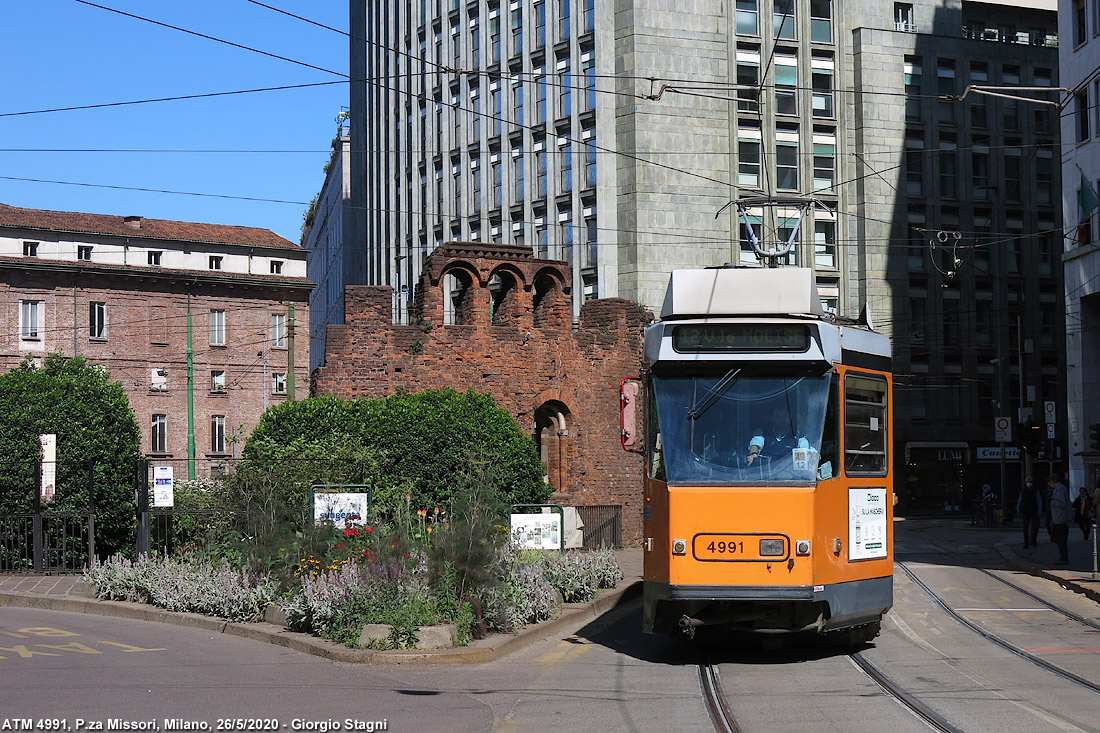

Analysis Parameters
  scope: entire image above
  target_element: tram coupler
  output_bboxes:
[679,615,705,639]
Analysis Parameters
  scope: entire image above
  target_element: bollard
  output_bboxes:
[1092,519,1098,581]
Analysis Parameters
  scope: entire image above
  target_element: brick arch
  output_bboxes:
[534,399,575,494]
[488,262,529,290]
[438,265,479,325]
[488,267,525,326]
[532,268,570,329]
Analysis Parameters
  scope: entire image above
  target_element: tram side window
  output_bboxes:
[647,384,666,481]
[818,374,839,479]
[844,373,888,476]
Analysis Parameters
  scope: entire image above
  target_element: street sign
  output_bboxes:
[1046,422,1055,439]
[994,416,1011,443]
[1044,400,1056,424]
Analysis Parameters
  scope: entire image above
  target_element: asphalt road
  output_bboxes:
[3,520,1098,732]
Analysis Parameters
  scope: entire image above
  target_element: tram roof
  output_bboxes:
[660,268,825,320]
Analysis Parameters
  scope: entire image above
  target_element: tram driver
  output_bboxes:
[745,404,800,467]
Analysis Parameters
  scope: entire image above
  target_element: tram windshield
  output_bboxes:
[649,367,833,484]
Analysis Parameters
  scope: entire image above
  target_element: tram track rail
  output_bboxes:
[897,559,1100,695]
[699,658,741,733]
[847,651,963,733]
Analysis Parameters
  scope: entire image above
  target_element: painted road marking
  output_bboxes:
[0,626,165,659]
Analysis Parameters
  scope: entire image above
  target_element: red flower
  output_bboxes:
[364,526,373,533]
[343,527,361,537]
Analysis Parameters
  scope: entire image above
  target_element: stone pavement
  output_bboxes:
[0,548,644,664]
[992,517,1100,603]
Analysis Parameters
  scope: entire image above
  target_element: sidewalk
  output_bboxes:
[992,521,1100,603]
[0,548,644,664]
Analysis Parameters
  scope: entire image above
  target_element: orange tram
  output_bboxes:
[633,267,893,643]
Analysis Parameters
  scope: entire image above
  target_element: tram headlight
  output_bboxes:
[759,538,785,556]
[796,540,811,556]
[672,539,687,555]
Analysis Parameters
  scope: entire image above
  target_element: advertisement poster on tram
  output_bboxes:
[849,488,888,560]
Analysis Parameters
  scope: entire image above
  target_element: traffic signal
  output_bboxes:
[1018,421,1042,455]
[1089,423,1100,452]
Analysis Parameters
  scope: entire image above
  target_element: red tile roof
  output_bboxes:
[0,203,299,251]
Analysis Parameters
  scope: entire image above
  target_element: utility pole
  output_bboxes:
[186,298,196,481]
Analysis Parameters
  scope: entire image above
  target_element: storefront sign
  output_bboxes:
[976,446,1021,462]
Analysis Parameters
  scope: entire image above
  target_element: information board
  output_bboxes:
[510,513,562,550]
[153,465,174,508]
[314,492,371,528]
[848,488,888,561]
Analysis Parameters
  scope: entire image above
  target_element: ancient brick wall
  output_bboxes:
[312,243,646,542]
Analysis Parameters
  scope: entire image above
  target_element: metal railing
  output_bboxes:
[0,511,94,572]
[575,505,623,549]
[139,509,249,558]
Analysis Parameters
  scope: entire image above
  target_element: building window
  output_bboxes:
[536,76,548,123]
[23,241,38,257]
[513,81,524,126]
[209,309,226,346]
[775,55,797,114]
[1077,90,1090,142]
[89,301,106,340]
[270,260,283,275]
[210,369,226,393]
[151,414,168,453]
[536,149,548,196]
[561,142,573,193]
[814,218,836,268]
[534,2,546,48]
[584,139,596,188]
[939,147,957,199]
[774,0,796,39]
[209,255,223,270]
[272,313,287,348]
[893,2,915,31]
[558,0,571,40]
[21,300,41,340]
[210,415,226,454]
[560,69,572,118]
[514,149,525,201]
[812,66,834,117]
[1074,0,1087,46]
[904,57,922,120]
[272,372,287,395]
[738,134,762,188]
[582,55,596,112]
[78,245,93,261]
[937,60,956,125]
[810,0,832,41]
[736,0,759,35]
[813,140,835,191]
[737,57,760,112]
[148,251,162,266]
[776,137,799,190]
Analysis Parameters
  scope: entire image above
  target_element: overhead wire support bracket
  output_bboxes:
[954,84,1069,107]
[717,195,832,268]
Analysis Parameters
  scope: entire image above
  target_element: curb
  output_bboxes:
[0,580,642,665]
[993,543,1100,604]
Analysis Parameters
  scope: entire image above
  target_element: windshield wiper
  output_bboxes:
[687,369,741,420]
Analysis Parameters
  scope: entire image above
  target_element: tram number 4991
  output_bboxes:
[706,540,743,554]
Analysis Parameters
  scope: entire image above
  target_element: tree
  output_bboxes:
[0,354,142,556]
[243,389,549,512]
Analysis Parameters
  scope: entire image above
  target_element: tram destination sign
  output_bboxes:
[672,324,810,353]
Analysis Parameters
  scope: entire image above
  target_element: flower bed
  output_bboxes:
[83,512,623,650]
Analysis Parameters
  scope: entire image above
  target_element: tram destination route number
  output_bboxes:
[672,324,811,353]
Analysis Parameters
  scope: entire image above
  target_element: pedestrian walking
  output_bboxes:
[1017,476,1042,549]
[1047,474,1071,565]
[1072,487,1093,540]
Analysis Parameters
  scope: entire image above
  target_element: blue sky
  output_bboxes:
[0,1,348,245]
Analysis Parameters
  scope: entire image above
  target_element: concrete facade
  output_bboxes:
[1060,0,1100,490]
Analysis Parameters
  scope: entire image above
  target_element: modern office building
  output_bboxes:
[1060,0,1100,491]
[345,0,1064,511]
[0,204,312,474]
[305,127,353,374]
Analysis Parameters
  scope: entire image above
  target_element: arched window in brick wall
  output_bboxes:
[442,270,474,325]
[489,270,519,324]
[532,271,565,328]
[534,400,572,494]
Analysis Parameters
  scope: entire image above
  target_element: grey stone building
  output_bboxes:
[343,0,1063,511]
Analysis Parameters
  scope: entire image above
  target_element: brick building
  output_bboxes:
[312,242,645,540]
[0,204,312,475]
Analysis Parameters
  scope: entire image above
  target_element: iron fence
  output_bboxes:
[0,511,94,572]
[139,509,250,558]
[575,505,623,549]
